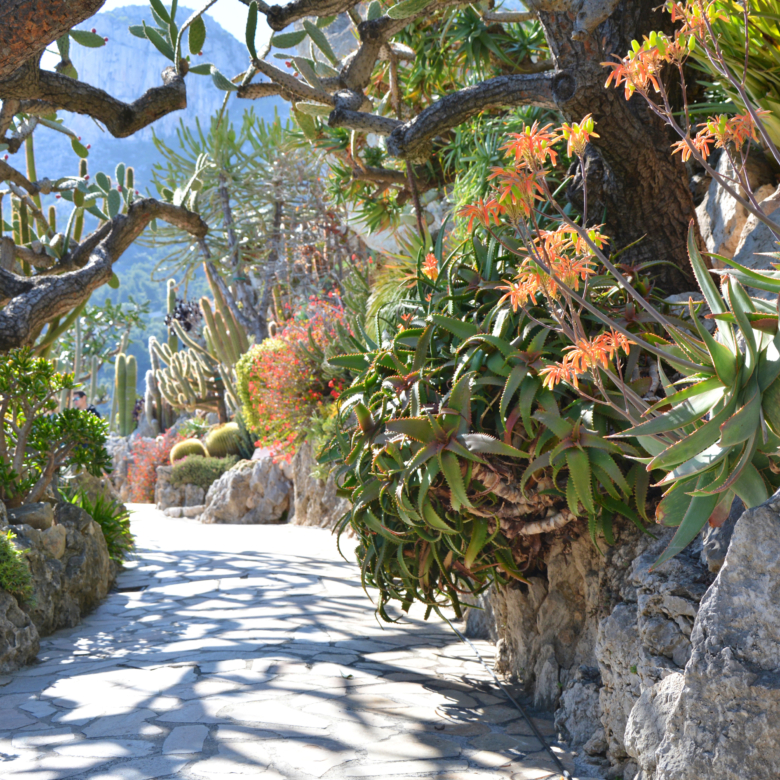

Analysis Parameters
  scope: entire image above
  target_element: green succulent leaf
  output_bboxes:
[566,448,594,515]
[439,450,472,511]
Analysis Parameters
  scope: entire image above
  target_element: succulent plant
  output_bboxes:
[113,353,137,437]
[204,422,242,458]
[170,438,209,464]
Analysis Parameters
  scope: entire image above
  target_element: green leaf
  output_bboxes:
[150,0,171,23]
[210,65,238,91]
[732,461,768,508]
[758,329,780,391]
[430,314,479,341]
[728,278,756,370]
[367,0,383,20]
[590,449,630,494]
[187,62,212,75]
[316,14,337,27]
[422,500,455,533]
[687,223,733,349]
[386,0,435,20]
[129,24,148,39]
[385,417,434,442]
[328,353,370,370]
[500,364,527,421]
[689,300,737,386]
[655,477,696,526]
[108,272,120,289]
[566,448,594,515]
[653,481,719,568]
[718,378,760,447]
[143,22,175,60]
[412,323,433,372]
[70,139,89,158]
[711,252,780,293]
[439,450,472,511]
[245,0,258,60]
[464,519,489,569]
[620,385,726,438]
[458,434,526,458]
[107,189,122,218]
[188,15,206,55]
[271,30,308,48]
[656,441,731,486]
[70,29,106,48]
[302,20,338,65]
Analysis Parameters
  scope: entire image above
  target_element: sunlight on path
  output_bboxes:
[0,504,577,780]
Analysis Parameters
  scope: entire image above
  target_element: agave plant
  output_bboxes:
[322,232,651,618]
[615,227,780,567]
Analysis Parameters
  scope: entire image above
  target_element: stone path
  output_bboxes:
[0,504,583,780]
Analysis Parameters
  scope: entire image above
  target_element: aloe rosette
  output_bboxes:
[616,227,780,567]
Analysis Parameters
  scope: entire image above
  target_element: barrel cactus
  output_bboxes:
[204,422,242,458]
[170,438,208,464]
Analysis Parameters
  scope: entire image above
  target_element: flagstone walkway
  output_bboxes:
[0,504,584,780]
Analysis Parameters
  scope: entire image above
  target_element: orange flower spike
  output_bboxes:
[500,122,559,168]
[497,280,533,312]
[539,363,574,390]
[558,114,600,158]
[422,253,439,281]
[459,197,503,231]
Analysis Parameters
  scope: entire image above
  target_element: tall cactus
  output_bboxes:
[88,355,98,405]
[114,353,137,436]
[167,279,178,354]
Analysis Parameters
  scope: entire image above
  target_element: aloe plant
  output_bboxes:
[321,234,651,619]
[617,226,780,567]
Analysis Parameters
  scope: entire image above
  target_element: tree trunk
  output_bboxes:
[535,0,696,288]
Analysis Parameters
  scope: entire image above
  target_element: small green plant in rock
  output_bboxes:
[0,530,33,601]
[170,455,240,491]
[66,490,134,562]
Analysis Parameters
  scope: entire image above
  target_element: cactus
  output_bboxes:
[170,438,208,464]
[114,352,137,436]
[167,279,178,353]
[204,422,242,458]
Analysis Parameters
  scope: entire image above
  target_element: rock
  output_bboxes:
[624,672,683,780]
[106,434,134,501]
[0,591,39,673]
[184,484,205,508]
[200,457,291,525]
[134,409,159,439]
[731,184,780,273]
[652,493,780,780]
[290,440,350,529]
[555,666,602,747]
[12,502,114,635]
[63,470,122,506]
[696,148,776,259]
[700,496,743,574]
[155,465,183,511]
[7,502,54,531]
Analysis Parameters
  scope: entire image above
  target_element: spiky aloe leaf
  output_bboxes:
[430,314,479,341]
[533,409,573,439]
[412,323,433,372]
[712,252,780,293]
[500,364,527,421]
[590,449,630,494]
[445,372,472,434]
[718,378,760,447]
[655,442,731,485]
[422,499,456,533]
[653,475,720,569]
[386,417,435,442]
[566,448,594,515]
[728,278,757,373]
[758,330,780,391]
[439,450,472,511]
[458,433,527,458]
[417,461,440,514]
[687,222,734,350]
[688,298,737,386]
[519,376,540,436]
[459,334,514,358]
[464,519,489,569]
[329,353,371,370]
[732,460,769,508]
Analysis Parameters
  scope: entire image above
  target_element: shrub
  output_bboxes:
[204,423,241,458]
[0,530,32,601]
[170,438,208,464]
[66,490,134,562]
[170,455,240,491]
[0,348,112,508]
[126,428,185,503]
[237,298,346,461]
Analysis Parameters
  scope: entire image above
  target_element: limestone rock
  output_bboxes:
[624,672,683,780]
[290,440,350,529]
[0,591,39,673]
[64,470,122,506]
[155,465,183,511]
[653,493,780,780]
[200,457,291,525]
[555,666,602,747]
[7,502,54,531]
[731,184,780,273]
[12,502,114,635]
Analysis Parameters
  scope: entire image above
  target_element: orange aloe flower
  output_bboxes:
[487,167,543,216]
[459,197,503,231]
[422,253,439,281]
[557,114,600,158]
[500,121,559,168]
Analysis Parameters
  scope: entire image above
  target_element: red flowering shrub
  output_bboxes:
[236,297,346,462]
[125,428,185,503]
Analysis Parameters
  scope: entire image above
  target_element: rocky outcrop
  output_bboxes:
[200,457,291,524]
[638,493,780,780]
[0,591,39,673]
[290,440,350,529]
[155,465,206,511]
[9,502,115,636]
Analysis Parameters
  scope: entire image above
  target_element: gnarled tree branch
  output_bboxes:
[0,199,207,351]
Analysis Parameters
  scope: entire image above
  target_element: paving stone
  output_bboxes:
[82,708,165,738]
[54,738,156,758]
[469,732,543,752]
[0,709,36,730]
[86,756,188,779]
[364,733,462,761]
[163,724,209,754]
[189,742,273,776]
[343,759,470,776]
[12,727,76,748]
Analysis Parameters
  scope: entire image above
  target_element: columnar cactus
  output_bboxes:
[114,352,137,436]
[167,279,179,353]
[89,355,98,405]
